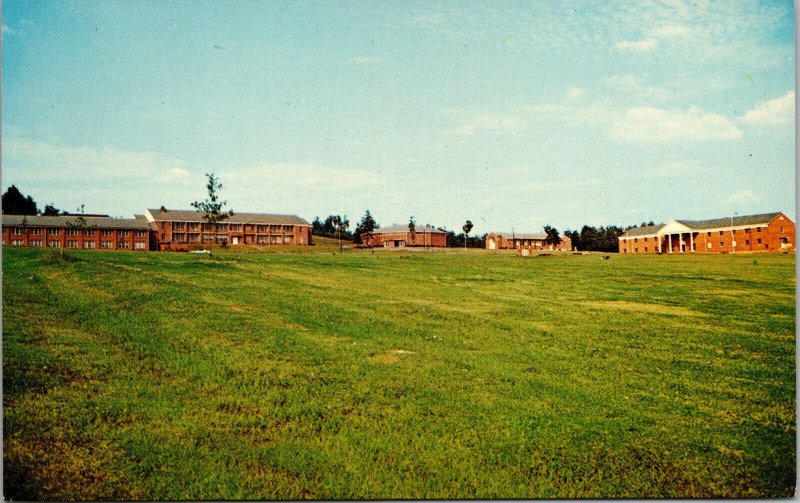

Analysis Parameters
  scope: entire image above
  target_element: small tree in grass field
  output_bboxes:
[192,172,234,246]
[462,220,473,250]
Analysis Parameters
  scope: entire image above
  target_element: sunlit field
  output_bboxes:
[3,244,795,499]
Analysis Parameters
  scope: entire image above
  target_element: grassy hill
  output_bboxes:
[3,247,795,499]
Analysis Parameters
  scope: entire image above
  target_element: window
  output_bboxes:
[707,243,712,249]
[118,241,130,249]
[49,228,60,235]
[757,227,762,233]
[135,242,146,250]
[744,228,750,233]
[644,247,648,252]
[780,226,784,232]
[66,228,80,236]
[187,223,199,231]
[634,238,638,242]
[30,240,42,247]
[101,241,114,249]
[48,241,61,248]
[720,242,724,247]
[719,231,724,236]
[11,227,23,235]
[706,232,711,236]
[102,229,114,237]
[84,229,96,236]
[745,240,749,245]
[634,248,638,253]
[229,224,241,232]
[757,238,762,245]
[84,241,96,249]
[135,230,147,238]
[11,240,23,246]
[173,222,185,230]
[644,237,648,242]
[66,240,79,248]
[30,228,42,235]
[257,225,267,233]
[119,230,129,237]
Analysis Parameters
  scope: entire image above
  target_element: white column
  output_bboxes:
[668,234,672,253]
[689,232,694,253]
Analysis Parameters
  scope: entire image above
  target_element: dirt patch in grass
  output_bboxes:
[371,350,415,363]
[580,300,708,317]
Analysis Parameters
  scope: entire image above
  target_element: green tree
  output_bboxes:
[42,203,61,216]
[543,225,561,248]
[356,210,377,246]
[191,172,234,246]
[462,220,473,250]
[408,216,416,246]
[2,185,38,215]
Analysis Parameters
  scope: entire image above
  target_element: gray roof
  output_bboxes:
[621,212,785,237]
[2,214,152,230]
[621,224,666,237]
[148,208,310,226]
[373,224,447,235]
[676,212,781,230]
[489,232,549,240]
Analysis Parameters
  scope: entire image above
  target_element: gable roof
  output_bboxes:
[2,214,152,230]
[146,208,309,226]
[676,212,781,230]
[488,232,551,240]
[373,224,447,235]
[620,212,786,238]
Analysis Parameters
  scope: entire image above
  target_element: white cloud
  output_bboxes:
[452,114,524,135]
[614,39,657,51]
[2,137,193,182]
[610,106,743,141]
[352,56,382,65]
[155,167,191,182]
[742,91,795,125]
[605,74,665,101]
[566,87,586,98]
[651,24,690,37]
[228,163,380,191]
[726,189,763,204]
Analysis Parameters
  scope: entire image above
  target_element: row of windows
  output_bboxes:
[170,222,296,232]
[8,227,147,237]
[10,240,146,250]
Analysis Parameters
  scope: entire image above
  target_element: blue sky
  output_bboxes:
[2,0,795,234]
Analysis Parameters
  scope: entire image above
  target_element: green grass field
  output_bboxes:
[3,244,795,499]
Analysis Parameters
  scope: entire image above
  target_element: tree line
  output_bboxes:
[2,185,66,216]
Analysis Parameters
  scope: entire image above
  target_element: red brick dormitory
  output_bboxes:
[618,212,795,254]
[2,208,313,251]
[367,225,448,248]
[485,232,572,252]
[2,214,154,251]
[145,208,312,251]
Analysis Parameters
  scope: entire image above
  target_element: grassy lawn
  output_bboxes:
[2,245,795,499]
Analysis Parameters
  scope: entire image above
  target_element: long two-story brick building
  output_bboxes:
[2,214,154,251]
[145,208,312,251]
[618,212,795,254]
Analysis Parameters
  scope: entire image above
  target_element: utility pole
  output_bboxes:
[731,212,738,253]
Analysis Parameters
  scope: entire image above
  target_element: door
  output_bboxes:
[488,238,496,250]
[232,236,239,245]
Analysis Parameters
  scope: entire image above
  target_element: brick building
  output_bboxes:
[145,208,312,251]
[618,212,795,254]
[485,232,572,252]
[367,224,448,248]
[2,214,154,251]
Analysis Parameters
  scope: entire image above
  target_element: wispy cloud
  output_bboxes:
[566,87,586,98]
[651,24,690,37]
[154,167,192,182]
[610,106,743,141]
[742,91,795,125]
[451,114,524,135]
[614,39,657,51]
[726,189,763,204]
[2,138,195,183]
[352,56,383,65]
[606,74,666,102]
[229,163,380,191]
